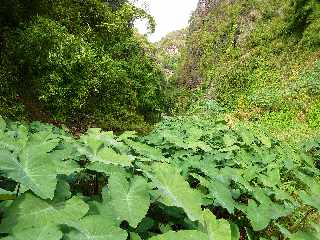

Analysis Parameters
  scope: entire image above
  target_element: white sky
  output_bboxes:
[133,0,198,42]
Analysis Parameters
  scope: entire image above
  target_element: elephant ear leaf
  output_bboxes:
[146,163,203,223]
[4,225,62,240]
[66,216,127,240]
[0,136,62,199]
[0,193,88,233]
[203,209,232,240]
[108,172,150,228]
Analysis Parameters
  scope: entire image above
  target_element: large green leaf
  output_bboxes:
[146,163,203,223]
[124,139,165,161]
[80,128,104,155]
[0,193,88,233]
[203,209,232,240]
[150,230,207,240]
[80,128,129,154]
[208,180,236,214]
[86,162,127,176]
[298,176,320,211]
[0,125,28,152]
[80,145,132,167]
[0,138,60,199]
[244,196,292,231]
[66,216,127,240]
[93,147,132,166]
[78,129,132,166]
[108,173,150,227]
[5,225,62,240]
[299,191,320,211]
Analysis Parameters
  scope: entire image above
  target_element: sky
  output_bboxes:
[133,0,198,42]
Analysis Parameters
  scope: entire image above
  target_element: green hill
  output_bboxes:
[177,0,320,139]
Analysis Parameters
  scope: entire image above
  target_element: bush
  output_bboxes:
[0,0,166,131]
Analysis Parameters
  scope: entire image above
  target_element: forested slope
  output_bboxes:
[177,0,320,138]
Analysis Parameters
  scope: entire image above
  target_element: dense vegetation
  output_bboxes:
[0,116,319,239]
[0,0,168,131]
[178,0,320,137]
[155,30,186,78]
[1,0,320,239]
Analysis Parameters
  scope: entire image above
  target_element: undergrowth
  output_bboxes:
[0,115,319,240]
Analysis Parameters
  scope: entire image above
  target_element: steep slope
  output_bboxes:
[156,29,186,78]
[178,0,320,134]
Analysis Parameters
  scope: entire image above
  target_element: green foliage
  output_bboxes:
[177,0,320,124]
[108,173,150,228]
[0,116,319,239]
[156,30,186,77]
[0,0,166,131]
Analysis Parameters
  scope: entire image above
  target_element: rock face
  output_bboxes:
[156,29,186,78]
[196,0,224,16]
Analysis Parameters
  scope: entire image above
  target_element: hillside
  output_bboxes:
[155,29,186,78]
[177,0,320,139]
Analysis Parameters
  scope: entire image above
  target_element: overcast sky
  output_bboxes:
[133,0,198,42]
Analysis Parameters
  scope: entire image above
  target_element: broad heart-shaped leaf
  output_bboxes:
[192,171,237,214]
[208,180,236,214]
[149,230,207,240]
[86,162,128,176]
[0,125,28,152]
[66,216,127,240]
[85,146,132,167]
[108,172,150,227]
[124,139,165,161]
[146,163,203,223]
[243,197,292,231]
[0,193,88,233]
[236,125,255,145]
[223,133,238,147]
[81,128,129,154]
[0,137,62,199]
[254,130,271,148]
[5,225,62,240]
[239,190,294,231]
[203,209,232,240]
[297,175,320,211]
[299,191,320,211]
[245,200,271,232]
[80,128,104,155]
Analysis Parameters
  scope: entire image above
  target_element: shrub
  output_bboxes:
[0,0,166,131]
